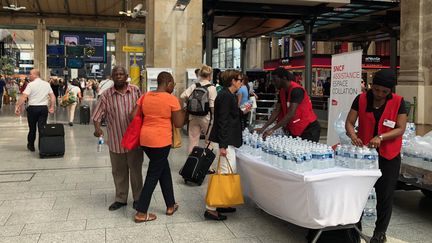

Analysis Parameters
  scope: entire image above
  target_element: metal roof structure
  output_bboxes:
[0,0,146,21]
[204,0,400,41]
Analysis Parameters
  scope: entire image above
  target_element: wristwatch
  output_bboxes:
[378,135,384,141]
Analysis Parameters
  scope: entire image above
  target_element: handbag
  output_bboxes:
[121,95,145,150]
[205,156,244,208]
[172,124,182,148]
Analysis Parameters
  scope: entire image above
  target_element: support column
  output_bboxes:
[240,38,247,72]
[303,19,315,95]
[205,15,214,66]
[397,0,432,124]
[33,19,49,80]
[115,25,128,70]
[271,36,279,60]
[145,0,202,96]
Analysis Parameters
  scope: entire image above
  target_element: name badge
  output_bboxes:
[383,119,396,128]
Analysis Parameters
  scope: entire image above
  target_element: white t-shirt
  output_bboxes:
[180,79,217,120]
[98,79,114,95]
[23,78,53,106]
[67,85,81,104]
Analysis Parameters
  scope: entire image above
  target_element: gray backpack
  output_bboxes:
[186,83,212,116]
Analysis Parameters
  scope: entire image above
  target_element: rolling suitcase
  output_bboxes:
[80,105,90,124]
[39,123,65,158]
[179,144,216,185]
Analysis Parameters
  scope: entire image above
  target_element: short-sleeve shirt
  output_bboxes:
[91,84,141,153]
[139,92,181,148]
[237,85,249,106]
[180,80,217,120]
[351,91,407,136]
[277,87,305,104]
[68,85,81,104]
[23,78,54,106]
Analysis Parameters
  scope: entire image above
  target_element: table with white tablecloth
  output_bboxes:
[236,150,382,229]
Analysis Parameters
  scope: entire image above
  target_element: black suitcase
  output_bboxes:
[80,105,90,124]
[39,123,65,158]
[179,145,216,185]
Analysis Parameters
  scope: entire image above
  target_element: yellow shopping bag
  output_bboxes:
[171,125,182,149]
[205,156,244,208]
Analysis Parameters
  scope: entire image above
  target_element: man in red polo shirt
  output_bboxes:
[257,67,320,142]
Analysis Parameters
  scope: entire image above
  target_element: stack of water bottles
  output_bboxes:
[402,125,432,169]
[363,188,377,223]
[334,144,379,170]
[402,122,416,146]
[241,128,336,173]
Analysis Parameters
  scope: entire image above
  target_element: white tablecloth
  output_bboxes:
[236,150,382,229]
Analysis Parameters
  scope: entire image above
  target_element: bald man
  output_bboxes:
[15,69,55,152]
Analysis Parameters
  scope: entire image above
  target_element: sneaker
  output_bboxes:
[69,122,73,126]
[371,231,387,243]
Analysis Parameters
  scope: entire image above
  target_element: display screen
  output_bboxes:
[66,58,84,69]
[47,45,65,56]
[47,57,65,68]
[60,31,107,63]
[66,45,84,57]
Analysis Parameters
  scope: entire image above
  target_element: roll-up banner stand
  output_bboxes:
[327,50,362,146]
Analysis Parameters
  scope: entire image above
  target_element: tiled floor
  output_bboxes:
[0,95,431,243]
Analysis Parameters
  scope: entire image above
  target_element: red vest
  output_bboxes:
[278,82,317,136]
[358,93,402,160]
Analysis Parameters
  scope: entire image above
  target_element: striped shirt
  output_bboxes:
[91,84,141,153]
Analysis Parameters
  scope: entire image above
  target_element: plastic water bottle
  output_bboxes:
[363,188,377,222]
[97,136,104,152]
[371,148,379,169]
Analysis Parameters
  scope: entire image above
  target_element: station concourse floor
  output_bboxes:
[0,93,431,243]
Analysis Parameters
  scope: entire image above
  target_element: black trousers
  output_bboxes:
[136,146,175,213]
[26,106,48,147]
[298,120,321,142]
[374,154,401,233]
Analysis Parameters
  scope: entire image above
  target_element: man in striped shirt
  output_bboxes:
[92,66,143,211]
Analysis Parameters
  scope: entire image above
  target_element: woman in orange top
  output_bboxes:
[132,72,185,223]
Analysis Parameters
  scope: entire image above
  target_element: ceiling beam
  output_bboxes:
[64,0,70,16]
[214,17,242,35]
[94,0,98,18]
[35,0,43,15]
[0,10,145,21]
[209,1,333,19]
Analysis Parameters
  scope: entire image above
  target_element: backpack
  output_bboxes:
[187,83,212,116]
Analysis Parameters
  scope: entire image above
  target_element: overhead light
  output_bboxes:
[173,0,191,11]
[3,0,26,11]
[261,35,267,38]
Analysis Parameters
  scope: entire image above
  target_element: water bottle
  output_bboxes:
[97,136,104,152]
[363,188,377,222]
[294,151,304,173]
[371,148,379,169]
[326,146,335,168]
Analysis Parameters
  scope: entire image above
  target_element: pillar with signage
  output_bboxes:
[123,46,144,88]
[327,50,362,146]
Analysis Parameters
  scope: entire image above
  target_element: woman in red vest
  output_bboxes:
[257,67,320,142]
[346,69,407,243]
